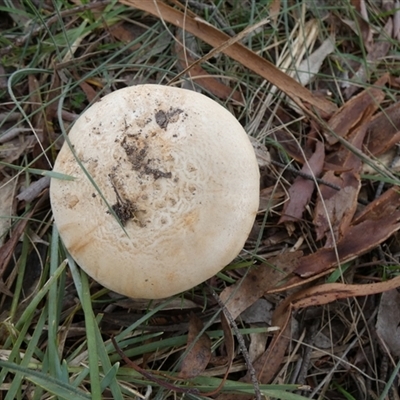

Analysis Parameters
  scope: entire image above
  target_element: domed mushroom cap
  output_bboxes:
[50,85,259,299]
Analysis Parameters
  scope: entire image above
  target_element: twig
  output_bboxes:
[209,287,263,400]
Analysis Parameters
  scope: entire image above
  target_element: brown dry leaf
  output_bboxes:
[219,251,302,320]
[279,140,324,223]
[259,186,285,211]
[174,33,243,103]
[295,187,400,277]
[288,274,400,310]
[206,311,234,399]
[0,136,36,165]
[314,125,367,246]
[218,297,293,395]
[325,73,388,145]
[376,290,400,357]
[109,22,144,52]
[78,79,98,104]
[271,129,311,163]
[119,0,337,117]
[244,296,292,384]
[263,273,400,361]
[364,101,400,156]
[179,313,211,379]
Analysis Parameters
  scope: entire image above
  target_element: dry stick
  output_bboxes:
[0,0,111,56]
[209,287,263,400]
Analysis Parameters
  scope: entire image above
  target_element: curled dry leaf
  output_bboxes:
[287,274,400,310]
[179,313,211,379]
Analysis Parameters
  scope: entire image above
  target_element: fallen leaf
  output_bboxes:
[179,313,211,379]
[16,176,50,203]
[279,140,324,223]
[271,129,311,163]
[109,21,144,51]
[245,296,292,384]
[288,274,400,310]
[258,274,400,385]
[209,306,235,399]
[259,186,286,212]
[314,126,366,246]
[295,187,400,277]
[219,251,302,320]
[325,73,388,145]
[364,101,400,156]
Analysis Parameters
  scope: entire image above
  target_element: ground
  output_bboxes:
[1,1,400,399]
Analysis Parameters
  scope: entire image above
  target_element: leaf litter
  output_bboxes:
[2,1,400,399]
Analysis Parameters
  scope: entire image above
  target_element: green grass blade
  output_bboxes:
[79,270,102,399]
[0,360,91,400]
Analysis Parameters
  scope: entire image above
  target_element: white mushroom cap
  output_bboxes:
[50,85,259,299]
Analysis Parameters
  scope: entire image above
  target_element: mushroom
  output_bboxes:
[50,85,259,299]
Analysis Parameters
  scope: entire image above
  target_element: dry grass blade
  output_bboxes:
[119,0,337,117]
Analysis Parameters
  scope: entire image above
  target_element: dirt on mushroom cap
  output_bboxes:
[50,85,260,299]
